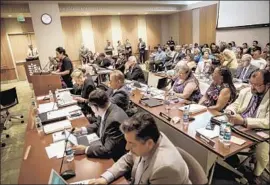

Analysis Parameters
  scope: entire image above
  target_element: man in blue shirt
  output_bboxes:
[153,46,167,72]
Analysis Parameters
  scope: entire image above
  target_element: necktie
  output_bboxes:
[31,49,34,57]
[99,118,104,137]
[242,95,260,118]
[239,67,247,80]
[134,158,145,184]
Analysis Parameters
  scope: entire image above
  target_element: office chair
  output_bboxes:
[177,147,208,185]
[0,87,24,130]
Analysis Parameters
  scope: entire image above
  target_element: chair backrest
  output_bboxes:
[177,147,208,185]
[0,87,18,109]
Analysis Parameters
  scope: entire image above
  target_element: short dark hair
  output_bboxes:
[266,43,270,46]
[99,53,105,57]
[253,40,258,44]
[88,89,109,108]
[120,113,160,143]
[253,46,262,53]
[250,69,270,85]
[243,43,248,46]
[56,47,68,57]
[154,46,158,50]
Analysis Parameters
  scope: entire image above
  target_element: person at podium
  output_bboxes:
[26,44,39,61]
[51,47,74,88]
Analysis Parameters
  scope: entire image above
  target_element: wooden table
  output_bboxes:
[18,100,126,184]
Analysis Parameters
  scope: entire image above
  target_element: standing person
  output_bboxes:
[117,40,125,55]
[26,44,39,59]
[138,38,146,63]
[167,36,175,51]
[105,40,114,56]
[52,47,74,88]
[125,39,132,59]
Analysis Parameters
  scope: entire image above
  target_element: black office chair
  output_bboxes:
[0,87,24,130]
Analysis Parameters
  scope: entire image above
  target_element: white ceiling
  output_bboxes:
[0,1,202,18]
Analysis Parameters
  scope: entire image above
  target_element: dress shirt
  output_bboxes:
[251,58,267,69]
[239,64,250,80]
[154,51,167,64]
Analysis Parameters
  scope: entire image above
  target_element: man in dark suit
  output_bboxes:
[98,53,111,68]
[106,70,130,111]
[125,56,145,83]
[72,89,128,162]
[138,38,146,63]
[236,54,258,83]
[71,69,96,115]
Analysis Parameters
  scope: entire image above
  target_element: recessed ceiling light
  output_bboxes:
[8,15,12,17]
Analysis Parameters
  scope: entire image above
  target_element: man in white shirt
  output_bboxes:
[251,48,267,69]
[27,44,38,58]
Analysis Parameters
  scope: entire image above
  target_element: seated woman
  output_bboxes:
[222,49,238,69]
[199,66,237,111]
[236,46,243,59]
[71,69,96,115]
[172,63,202,103]
[183,53,197,71]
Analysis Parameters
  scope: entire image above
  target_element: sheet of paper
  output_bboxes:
[47,110,68,120]
[196,125,220,139]
[65,130,78,146]
[43,120,71,134]
[52,131,66,143]
[231,136,246,145]
[45,145,57,159]
[179,104,207,114]
[86,133,100,144]
[60,105,81,113]
[38,102,58,114]
[37,95,48,101]
[50,140,66,159]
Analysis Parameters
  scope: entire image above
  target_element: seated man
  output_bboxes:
[152,46,167,72]
[72,89,128,162]
[148,46,158,72]
[97,53,112,68]
[115,53,126,74]
[106,70,130,111]
[251,47,267,69]
[226,69,269,184]
[124,56,145,83]
[235,54,258,83]
[71,69,96,115]
[88,113,191,184]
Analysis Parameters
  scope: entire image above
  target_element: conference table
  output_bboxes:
[18,99,126,184]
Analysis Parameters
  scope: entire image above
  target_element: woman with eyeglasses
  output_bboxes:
[199,66,237,111]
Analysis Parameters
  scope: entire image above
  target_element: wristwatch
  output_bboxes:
[243,118,248,128]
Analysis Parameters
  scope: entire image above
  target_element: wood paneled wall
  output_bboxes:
[199,4,217,45]
[91,16,112,54]
[120,15,138,54]
[61,17,83,61]
[146,15,162,49]
[179,10,193,45]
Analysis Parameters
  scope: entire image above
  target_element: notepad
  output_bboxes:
[231,136,246,145]
[179,104,207,114]
[196,125,220,139]
[38,102,58,114]
[43,120,71,134]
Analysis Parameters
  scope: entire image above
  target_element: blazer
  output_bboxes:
[235,64,258,82]
[138,41,146,51]
[100,58,111,68]
[85,104,128,161]
[107,85,130,111]
[226,87,269,129]
[125,64,145,84]
[107,133,191,184]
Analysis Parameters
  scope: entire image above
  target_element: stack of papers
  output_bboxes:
[196,125,220,139]
[38,102,58,114]
[43,120,72,134]
[45,140,66,159]
[46,105,81,120]
[179,104,207,114]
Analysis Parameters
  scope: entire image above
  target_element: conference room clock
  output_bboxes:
[41,13,52,25]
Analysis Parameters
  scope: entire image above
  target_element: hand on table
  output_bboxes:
[228,114,244,125]
[51,71,58,75]
[88,177,108,185]
[73,127,81,135]
[72,145,86,155]
[73,96,85,102]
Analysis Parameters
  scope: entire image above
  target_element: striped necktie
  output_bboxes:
[242,95,260,118]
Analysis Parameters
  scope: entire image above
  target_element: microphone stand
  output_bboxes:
[59,128,76,180]
[40,60,51,75]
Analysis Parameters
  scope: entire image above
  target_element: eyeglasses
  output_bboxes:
[249,82,265,88]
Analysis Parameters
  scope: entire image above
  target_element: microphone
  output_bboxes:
[39,60,51,75]
[59,128,76,180]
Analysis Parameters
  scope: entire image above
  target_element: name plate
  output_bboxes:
[196,131,215,148]
[159,112,171,122]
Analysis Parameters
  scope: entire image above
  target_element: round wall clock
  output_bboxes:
[41,13,52,25]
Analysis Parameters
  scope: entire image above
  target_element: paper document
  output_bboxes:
[231,136,246,145]
[47,110,68,120]
[43,120,71,134]
[52,131,66,143]
[70,180,90,185]
[38,102,58,114]
[196,125,220,139]
[37,95,48,101]
[45,140,65,159]
[86,133,100,143]
[60,105,81,113]
[179,104,207,114]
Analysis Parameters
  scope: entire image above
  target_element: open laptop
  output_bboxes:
[48,169,89,184]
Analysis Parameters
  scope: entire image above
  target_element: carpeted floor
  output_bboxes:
[1,80,32,184]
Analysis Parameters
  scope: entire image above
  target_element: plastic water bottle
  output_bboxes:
[223,123,232,147]
[219,121,226,142]
[183,107,189,125]
[65,142,74,162]
[49,90,54,102]
[35,116,43,133]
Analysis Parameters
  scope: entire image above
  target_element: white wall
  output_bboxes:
[192,8,200,44]
[80,17,95,53]
[111,15,122,49]
[161,15,169,45]
[168,13,179,45]
[137,15,148,47]
[29,2,64,67]
[216,27,269,48]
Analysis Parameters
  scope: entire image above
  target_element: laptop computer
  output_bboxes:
[48,169,89,185]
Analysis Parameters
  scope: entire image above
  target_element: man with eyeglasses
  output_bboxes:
[225,69,269,185]
[235,54,258,83]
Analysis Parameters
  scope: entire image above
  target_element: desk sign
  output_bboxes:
[159,112,171,122]
[196,131,215,148]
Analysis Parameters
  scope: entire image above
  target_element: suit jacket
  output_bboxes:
[226,88,269,129]
[107,85,130,111]
[79,76,96,115]
[235,64,258,82]
[107,133,191,184]
[85,104,128,161]
[100,58,111,68]
[125,64,145,84]
[138,41,146,51]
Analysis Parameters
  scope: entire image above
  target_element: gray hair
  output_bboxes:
[128,56,137,63]
[174,63,190,74]
[241,54,252,62]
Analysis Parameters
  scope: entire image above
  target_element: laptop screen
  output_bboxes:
[48,169,67,185]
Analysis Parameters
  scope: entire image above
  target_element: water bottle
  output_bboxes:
[219,121,226,142]
[49,90,54,102]
[183,107,189,125]
[223,123,232,147]
[65,142,74,162]
[35,116,43,133]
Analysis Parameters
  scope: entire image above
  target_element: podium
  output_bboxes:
[23,59,41,83]
[31,74,62,96]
